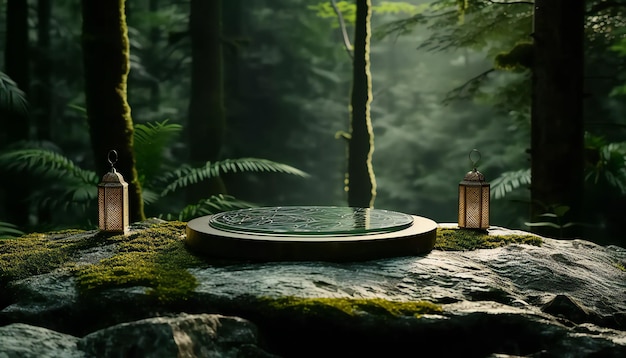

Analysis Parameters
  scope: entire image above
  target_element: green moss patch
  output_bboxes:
[258,297,442,319]
[74,221,202,303]
[1,222,202,303]
[0,230,90,283]
[434,228,542,251]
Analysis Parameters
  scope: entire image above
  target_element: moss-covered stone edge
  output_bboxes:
[72,221,203,303]
[0,221,202,303]
[2,223,545,304]
[434,228,542,251]
[254,296,443,320]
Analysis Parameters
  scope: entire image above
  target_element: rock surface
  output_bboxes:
[1,221,625,357]
[0,314,275,358]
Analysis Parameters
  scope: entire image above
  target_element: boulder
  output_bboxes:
[0,314,275,358]
[0,323,80,358]
[78,313,276,358]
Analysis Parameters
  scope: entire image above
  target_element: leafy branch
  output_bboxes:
[330,0,353,59]
[443,68,495,104]
[490,168,531,199]
[161,158,310,196]
[0,72,28,115]
[486,0,534,5]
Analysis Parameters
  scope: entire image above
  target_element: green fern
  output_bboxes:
[161,158,310,196]
[134,120,182,185]
[0,71,28,115]
[167,194,255,222]
[585,142,626,194]
[490,168,531,199]
[0,147,98,184]
[0,146,99,212]
[0,221,23,239]
[0,125,310,226]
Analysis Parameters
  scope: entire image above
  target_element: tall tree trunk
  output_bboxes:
[35,0,51,141]
[347,0,376,208]
[148,0,161,112]
[82,0,145,223]
[2,0,31,228]
[187,0,226,201]
[35,0,52,225]
[530,0,585,237]
[223,0,241,99]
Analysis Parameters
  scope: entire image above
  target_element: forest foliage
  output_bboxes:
[1,0,626,246]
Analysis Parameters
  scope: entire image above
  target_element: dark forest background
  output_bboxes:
[1,0,626,247]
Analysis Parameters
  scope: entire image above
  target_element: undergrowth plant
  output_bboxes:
[489,132,626,238]
[0,120,309,230]
[0,221,23,239]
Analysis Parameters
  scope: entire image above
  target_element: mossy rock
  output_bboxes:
[435,227,541,251]
[1,221,541,305]
[257,296,442,319]
[0,221,202,303]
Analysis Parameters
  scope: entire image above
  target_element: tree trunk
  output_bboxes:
[187,0,226,201]
[531,0,585,236]
[347,0,376,208]
[81,0,145,223]
[35,0,52,225]
[35,0,51,141]
[148,0,161,112]
[2,0,31,228]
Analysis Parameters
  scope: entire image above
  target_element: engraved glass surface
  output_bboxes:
[209,206,414,236]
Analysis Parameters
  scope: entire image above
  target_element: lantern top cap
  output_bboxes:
[463,168,486,182]
[101,170,126,184]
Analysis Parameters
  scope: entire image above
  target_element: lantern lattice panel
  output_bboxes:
[98,172,129,233]
[458,183,489,229]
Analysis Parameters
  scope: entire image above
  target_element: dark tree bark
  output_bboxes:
[34,0,52,224]
[347,0,376,208]
[148,0,161,112]
[35,0,51,141]
[530,0,585,236]
[223,0,241,99]
[2,0,31,228]
[187,0,226,201]
[81,0,145,222]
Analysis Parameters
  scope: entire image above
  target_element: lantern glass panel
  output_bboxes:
[106,187,124,230]
[481,186,490,227]
[458,185,467,227]
[467,186,482,228]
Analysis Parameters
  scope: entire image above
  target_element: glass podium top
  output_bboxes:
[208,206,414,236]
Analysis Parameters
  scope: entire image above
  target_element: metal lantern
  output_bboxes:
[458,149,490,229]
[98,150,129,234]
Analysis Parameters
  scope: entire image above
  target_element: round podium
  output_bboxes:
[185,206,437,262]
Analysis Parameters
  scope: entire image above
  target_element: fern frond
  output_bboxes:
[0,148,98,185]
[490,168,531,199]
[134,120,182,185]
[0,221,23,239]
[0,72,28,115]
[134,120,182,145]
[141,189,161,206]
[27,177,97,212]
[167,194,255,221]
[161,158,309,196]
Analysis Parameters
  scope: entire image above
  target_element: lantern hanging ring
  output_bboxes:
[107,150,118,168]
[469,149,481,169]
